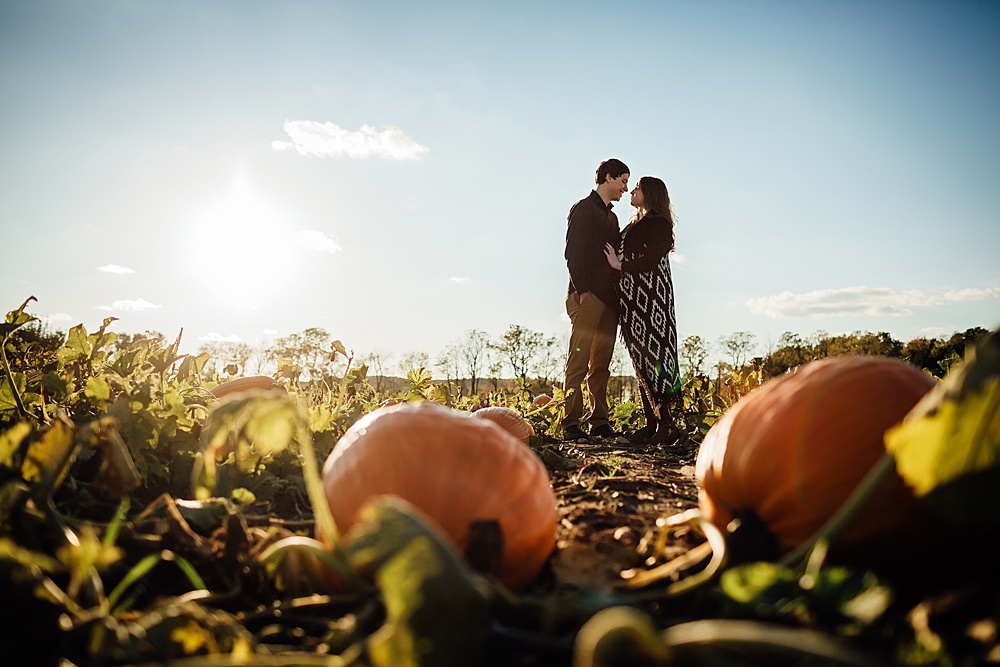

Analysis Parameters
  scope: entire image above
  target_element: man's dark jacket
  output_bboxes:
[565,190,622,311]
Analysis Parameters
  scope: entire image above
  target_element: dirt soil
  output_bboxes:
[540,431,705,591]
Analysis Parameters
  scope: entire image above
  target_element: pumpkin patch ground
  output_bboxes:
[7,417,1000,666]
[4,320,999,665]
[542,435,702,591]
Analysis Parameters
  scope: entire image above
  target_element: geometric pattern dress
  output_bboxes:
[618,230,681,415]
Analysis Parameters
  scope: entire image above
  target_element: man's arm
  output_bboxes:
[565,201,598,295]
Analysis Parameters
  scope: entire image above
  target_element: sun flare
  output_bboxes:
[186,174,301,305]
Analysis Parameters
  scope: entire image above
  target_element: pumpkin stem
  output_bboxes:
[294,422,369,592]
[620,508,728,597]
[779,452,898,570]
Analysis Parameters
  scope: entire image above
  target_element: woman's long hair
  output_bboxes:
[635,176,676,251]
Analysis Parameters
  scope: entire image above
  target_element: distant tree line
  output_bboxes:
[6,319,992,401]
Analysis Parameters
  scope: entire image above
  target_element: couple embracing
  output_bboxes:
[562,158,682,445]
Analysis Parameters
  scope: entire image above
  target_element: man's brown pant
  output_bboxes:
[563,291,618,429]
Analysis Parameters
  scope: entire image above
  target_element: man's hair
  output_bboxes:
[595,158,629,185]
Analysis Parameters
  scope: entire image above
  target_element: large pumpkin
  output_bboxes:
[695,356,937,561]
[320,401,558,591]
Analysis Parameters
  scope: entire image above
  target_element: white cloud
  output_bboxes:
[943,287,1000,302]
[672,252,688,265]
[96,298,161,312]
[747,285,1000,319]
[294,230,342,254]
[449,276,471,284]
[199,332,241,343]
[42,313,73,324]
[96,264,134,274]
[272,120,429,160]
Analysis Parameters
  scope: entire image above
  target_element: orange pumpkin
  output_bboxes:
[472,406,534,444]
[695,356,936,561]
[529,394,553,410]
[320,401,557,591]
[209,375,281,399]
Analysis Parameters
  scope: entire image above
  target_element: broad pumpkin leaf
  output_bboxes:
[21,416,77,501]
[346,496,491,667]
[885,330,999,528]
[109,339,153,377]
[0,372,27,416]
[57,323,93,365]
[197,392,306,496]
[1,295,38,338]
[85,375,112,403]
[0,422,32,468]
[720,561,893,629]
[201,392,301,460]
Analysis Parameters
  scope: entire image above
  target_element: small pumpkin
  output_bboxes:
[320,401,557,591]
[695,356,936,562]
[529,394,553,411]
[209,375,281,399]
[472,406,534,444]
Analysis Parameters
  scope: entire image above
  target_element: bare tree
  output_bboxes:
[198,340,254,376]
[680,335,709,378]
[398,350,430,376]
[360,348,393,392]
[269,328,336,383]
[486,348,504,392]
[457,329,491,395]
[534,331,567,388]
[494,324,547,389]
[247,341,273,375]
[718,331,758,372]
[435,343,464,398]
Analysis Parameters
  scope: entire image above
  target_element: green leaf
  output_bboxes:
[720,561,893,630]
[58,323,92,364]
[198,392,306,495]
[347,496,490,667]
[85,375,112,403]
[175,351,209,381]
[21,417,78,500]
[110,338,152,377]
[88,317,119,364]
[240,398,299,456]
[230,487,256,506]
[0,296,38,339]
[885,330,1000,527]
[0,372,26,415]
[0,422,32,468]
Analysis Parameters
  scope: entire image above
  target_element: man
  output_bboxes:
[562,158,629,440]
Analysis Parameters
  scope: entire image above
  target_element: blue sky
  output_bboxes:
[2,0,998,373]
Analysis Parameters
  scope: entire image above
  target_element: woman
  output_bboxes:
[604,176,682,444]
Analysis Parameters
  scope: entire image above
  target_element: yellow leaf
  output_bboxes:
[1,422,32,468]
[885,379,1000,496]
[21,417,76,489]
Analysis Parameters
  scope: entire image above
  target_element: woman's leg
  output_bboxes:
[650,395,682,444]
[628,375,658,442]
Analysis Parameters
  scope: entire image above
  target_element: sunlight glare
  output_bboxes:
[188,174,301,306]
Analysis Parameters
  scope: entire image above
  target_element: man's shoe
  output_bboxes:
[589,423,620,439]
[562,425,587,441]
[650,422,682,446]
[628,423,657,443]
